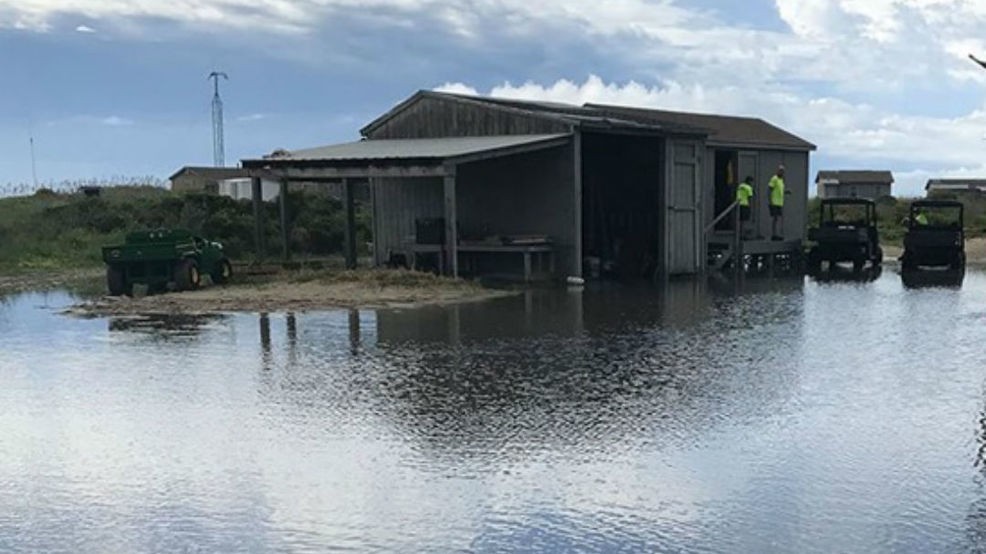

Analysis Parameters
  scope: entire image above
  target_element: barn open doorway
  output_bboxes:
[581,132,665,281]
[714,149,739,230]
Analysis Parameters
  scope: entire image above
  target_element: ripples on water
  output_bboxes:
[2,271,986,552]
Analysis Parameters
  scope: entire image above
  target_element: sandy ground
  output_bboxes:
[0,269,103,296]
[882,237,986,262]
[63,269,514,316]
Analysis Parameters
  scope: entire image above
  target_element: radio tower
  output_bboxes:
[209,71,229,167]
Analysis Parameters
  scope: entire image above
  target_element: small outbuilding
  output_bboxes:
[926,178,986,197]
[816,170,894,199]
[241,91,815,280]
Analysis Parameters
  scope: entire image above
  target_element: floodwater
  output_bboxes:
[2,269,986,553]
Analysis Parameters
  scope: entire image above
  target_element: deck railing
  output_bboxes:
[704,200,743,272]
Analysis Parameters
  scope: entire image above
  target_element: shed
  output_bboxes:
[169,166,250,194]
[816,170,894,199]
[241,90,815,280]
[926,178,986,197]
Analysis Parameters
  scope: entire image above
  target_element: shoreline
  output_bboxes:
[57,268,515,317]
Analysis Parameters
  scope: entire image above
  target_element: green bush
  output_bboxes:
[0,186,371,271]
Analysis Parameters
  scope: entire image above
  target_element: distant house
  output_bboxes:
[925,178,986,197]
[169,166,251,194]
[815,170,894,199]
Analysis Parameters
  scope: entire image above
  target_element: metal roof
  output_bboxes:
[586,104,816,151]
[254,134,571,163]
[169,166,249,181]
[925,178,986,191]
[816,170,894,184]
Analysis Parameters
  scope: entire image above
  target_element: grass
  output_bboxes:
[287,267,483,290]
[0,184,370,274]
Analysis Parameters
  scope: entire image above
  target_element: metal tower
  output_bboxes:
[209,71,229,167]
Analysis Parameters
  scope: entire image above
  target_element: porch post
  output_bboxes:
[443,166,458,278]
[251,176,265,262]
[572,130,583,278]
[343,178,357,270]
[279,180,290,262]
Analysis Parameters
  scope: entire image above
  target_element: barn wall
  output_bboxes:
[456,144,577,277]
[371,177,444,265]
[365,96,573,140]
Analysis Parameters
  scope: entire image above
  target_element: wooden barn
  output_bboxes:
[241,91,815,280]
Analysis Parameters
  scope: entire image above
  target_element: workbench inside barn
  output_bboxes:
[406,234,555,282]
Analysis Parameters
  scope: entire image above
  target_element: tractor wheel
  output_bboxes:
[106,266,131,297]
[211,258,233,285]
[173,258,201,292]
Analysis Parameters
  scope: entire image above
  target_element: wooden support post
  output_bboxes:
[343,178,357,270]
[251,177,265,262]
[733,204,743,275]
[443,168,458,278]
[279,180,290,262]
[572,131,583,278]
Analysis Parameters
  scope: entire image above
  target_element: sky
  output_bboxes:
[4,0,986,195]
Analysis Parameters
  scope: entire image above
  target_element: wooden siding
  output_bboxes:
[371,177,444,265]
[456,144,578,277]
[365,95,573,140]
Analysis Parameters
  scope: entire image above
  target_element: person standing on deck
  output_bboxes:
[768,165,788,241]
[736,176,754,238]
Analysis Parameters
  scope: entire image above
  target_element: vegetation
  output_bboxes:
[0,185,371,273]
[808,194,986,245]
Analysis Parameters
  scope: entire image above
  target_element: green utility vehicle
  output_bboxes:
[900,200,965,271]
[102,229,233,296]
[807,198,883,273]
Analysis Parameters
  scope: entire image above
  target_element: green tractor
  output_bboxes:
[102,229,233,296]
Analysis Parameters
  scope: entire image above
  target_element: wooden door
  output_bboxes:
[667,140,702,274]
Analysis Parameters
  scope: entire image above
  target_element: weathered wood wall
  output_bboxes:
[365,95,573,139]
[371,177,444,265]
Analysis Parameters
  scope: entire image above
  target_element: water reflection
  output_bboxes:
[3,272,986,552]
[901,267,965,289]
[809,264,884,283]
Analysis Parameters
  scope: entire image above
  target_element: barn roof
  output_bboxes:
[586,104,816,151]
[246,134,571,164]
[360,90,814,150]
[816,170,894,184]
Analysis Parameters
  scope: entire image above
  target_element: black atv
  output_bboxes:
[900,200,965,272]
[807,198,882,273]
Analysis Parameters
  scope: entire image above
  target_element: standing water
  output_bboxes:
[2,271,986,553]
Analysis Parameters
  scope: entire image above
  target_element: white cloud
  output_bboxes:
[100,116,133,126]
[236,113,267,123]
[74,24,95,33]
[438,75,986,196]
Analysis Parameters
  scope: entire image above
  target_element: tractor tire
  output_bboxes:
[106,266,131,297]
[173,258,201,292]
[211,258,233,285]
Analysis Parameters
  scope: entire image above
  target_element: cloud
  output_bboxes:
[437,75,986,195]
[235,113,266,123]
[100,116,133,126]
[74,24,95,33]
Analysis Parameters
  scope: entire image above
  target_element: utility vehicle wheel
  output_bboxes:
[807,249,822,273]
[174,258,201,291]
[951,252,966,271]
[873,246,884,267]
[106,266,131,297]
[901,253,916,272]
[212,258,233,285]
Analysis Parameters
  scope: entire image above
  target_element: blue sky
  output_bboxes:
[4,0,986,195]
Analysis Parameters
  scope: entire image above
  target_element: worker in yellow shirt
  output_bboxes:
[736,176,754,238]
[768,165,788,241]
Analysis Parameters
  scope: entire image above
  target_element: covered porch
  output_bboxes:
[241,134,577,281]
